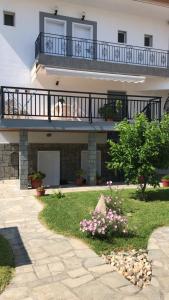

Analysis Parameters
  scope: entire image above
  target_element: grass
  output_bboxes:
[0,235,14,293]
[39,188,169,255]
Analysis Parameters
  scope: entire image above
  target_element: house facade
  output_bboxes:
[0,0,169,189]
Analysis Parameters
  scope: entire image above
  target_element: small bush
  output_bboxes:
[80,181,127,238]
[105,182,123,214]
[162,175,169,180]
[54,190,65,199]
[80,209,127,237]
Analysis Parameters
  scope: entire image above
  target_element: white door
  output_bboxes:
[38,151,60,187]
[72,23,93,58]
[81,151,101,178]
[44,18,66,55]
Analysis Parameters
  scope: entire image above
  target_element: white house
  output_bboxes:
[0,0,169,188]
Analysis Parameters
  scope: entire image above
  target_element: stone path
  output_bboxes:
[0,181,168,300]
[41,183,142,194]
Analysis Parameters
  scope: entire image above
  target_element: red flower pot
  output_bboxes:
[76,178,84,186]
[161,180,169,187]
[31,179,42,189]
[36,190,45,197]
[97,179,102,185]
[138,176,145,184]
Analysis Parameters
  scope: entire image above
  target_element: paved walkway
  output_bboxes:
[44,183,138,194]
[0,181,168,300]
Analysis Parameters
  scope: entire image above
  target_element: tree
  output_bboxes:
[107,114,169,199]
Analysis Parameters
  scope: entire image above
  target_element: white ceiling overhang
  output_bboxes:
[43,67,145,83]
[62,0,169,20]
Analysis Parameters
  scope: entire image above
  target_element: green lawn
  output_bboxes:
[39,188,169,255]
[0,235,14,293]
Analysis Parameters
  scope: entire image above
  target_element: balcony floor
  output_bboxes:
[0,118,116,132]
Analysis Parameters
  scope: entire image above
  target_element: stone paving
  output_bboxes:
[0,180,168,300]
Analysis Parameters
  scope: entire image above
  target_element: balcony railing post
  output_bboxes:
[93,40,97,60]
[39,33,42,54]
[48,91,51,122]
[159,97,162,121]
[0,87,4,119]
[67,35,72,57]
[35,40,38,59]
[40,32,44,54]
[89,93,92,123]
[122,95,128,119]
[35,33,42,58]
[167,51,169,68]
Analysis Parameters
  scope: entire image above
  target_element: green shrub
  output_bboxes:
[29,171,46,180]
[162,175,169,180]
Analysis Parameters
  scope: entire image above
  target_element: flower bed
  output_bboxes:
[80,182,128,238]
[80,209,127,237]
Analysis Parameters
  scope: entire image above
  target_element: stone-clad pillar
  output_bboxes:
[87,132,96,185]
[19,130,28,190]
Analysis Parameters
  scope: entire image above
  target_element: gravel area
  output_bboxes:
[103,249,152,289]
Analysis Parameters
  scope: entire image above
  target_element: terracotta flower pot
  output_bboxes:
[31,179,42,189]
[138,176,145,184]
[36,190,45,197]
[161,179,169,187]
[97,179,102,185]
[76,177,84,186]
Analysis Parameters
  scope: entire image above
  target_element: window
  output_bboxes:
[118,31,127,44]
[144,35,153,47]
[4,12,15,26]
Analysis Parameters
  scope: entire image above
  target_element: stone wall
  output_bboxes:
[0,142,123,182]
[0,144,19,180]
[28,143,121,182]
[19,130,29,189]
[28,144,88,182]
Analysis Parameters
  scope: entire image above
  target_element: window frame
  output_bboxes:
[3,11,15,27]
[118,30,127,44]
[144,34,153,48]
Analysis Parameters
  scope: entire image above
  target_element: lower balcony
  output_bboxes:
[0,87,162,126]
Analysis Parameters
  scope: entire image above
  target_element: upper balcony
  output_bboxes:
[35,33,169,78]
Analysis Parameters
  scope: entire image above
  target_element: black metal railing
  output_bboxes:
[0,86,162,122]
[35,33,169,69]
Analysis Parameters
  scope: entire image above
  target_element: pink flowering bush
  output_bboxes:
[80,209,127,237]
[105,181,123,214]
[104,194,123,214]
[80,181,127,238]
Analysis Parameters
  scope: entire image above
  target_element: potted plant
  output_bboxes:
[98,100,123,121]
[138,175,145,184]
[36,186,46,197]
[98,104,115,121]
[58,97,65,104]
[29,171,46,189]
[75,169,86,186]
[96,173,102,185]
[161,175,169,187]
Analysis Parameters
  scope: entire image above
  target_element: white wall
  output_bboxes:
[36,71,169,92]
[0,131,107,144]
[0,132,19,143]
[0,0,169,87]
[36,73,169,104]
